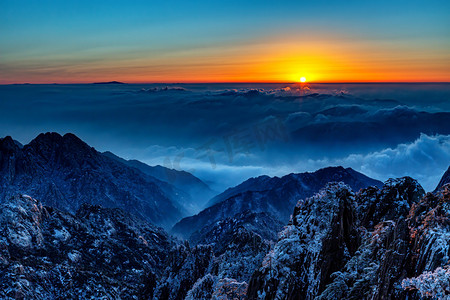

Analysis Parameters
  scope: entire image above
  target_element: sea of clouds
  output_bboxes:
[0,83,449,191]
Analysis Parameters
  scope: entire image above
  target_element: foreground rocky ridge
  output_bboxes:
[150,175,450,299]
[0,161,449,299]
[0,194,172,299]
[247,179,450,300]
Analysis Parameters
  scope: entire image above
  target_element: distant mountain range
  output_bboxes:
[0,133,212,228]
[172,166,383,238]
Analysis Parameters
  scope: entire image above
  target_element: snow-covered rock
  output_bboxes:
[247,177,440,300]
[0,194,173,299]
[402,266,450,299]
[247,182,356,299]
[152,244,215,300]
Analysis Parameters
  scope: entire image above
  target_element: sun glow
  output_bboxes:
[300,77,306,83]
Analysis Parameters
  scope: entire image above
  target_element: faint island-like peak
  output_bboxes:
[92,81,125,84]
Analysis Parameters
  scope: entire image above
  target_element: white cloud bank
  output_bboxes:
[129,134,450,193]
[303,134,450,192]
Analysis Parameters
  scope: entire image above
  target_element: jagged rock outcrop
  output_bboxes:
[152,244,215,300]
[246,178,450,300]
[355,177,425,229]
[402,266,450,299]
[186,276,248,300]
[201,213,277,283]
[404,184,450,298]
[173,166,382,238]
[0,133,195,228]
[0,194,173,299]
[247,182,356,299]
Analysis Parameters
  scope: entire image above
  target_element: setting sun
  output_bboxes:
[300,77,306,83]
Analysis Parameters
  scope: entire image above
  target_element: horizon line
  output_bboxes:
[1,81,450,85]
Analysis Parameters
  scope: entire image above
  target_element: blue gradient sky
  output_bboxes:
[1,0,449,83]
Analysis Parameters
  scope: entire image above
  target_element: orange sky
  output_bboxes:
[2,1,450,84]
[1,33,449,84]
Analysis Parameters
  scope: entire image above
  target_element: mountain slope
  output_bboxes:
[103,151,216,213]
[0,133,190,228]
[173,166,383,238]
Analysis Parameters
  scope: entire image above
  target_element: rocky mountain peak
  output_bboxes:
[435,166,450,192]
[0,136,19,152]
[26,132,97,167]
[355,176,425,230]
[28,132,65,151]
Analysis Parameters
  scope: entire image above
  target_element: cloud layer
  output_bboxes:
[298,134,450,191]
[0,83,449,192]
